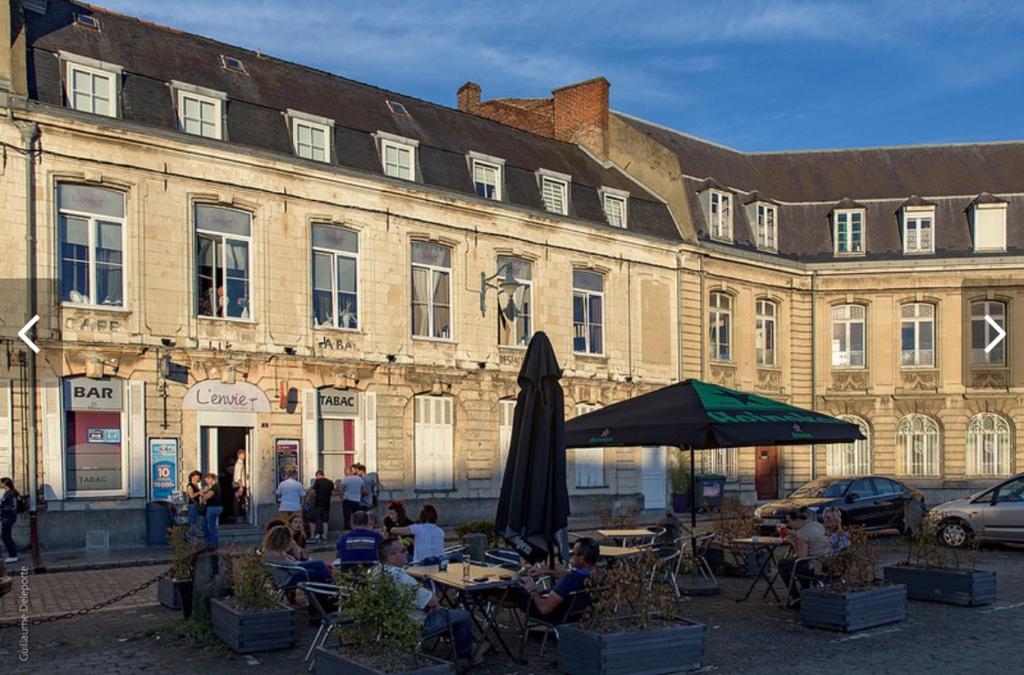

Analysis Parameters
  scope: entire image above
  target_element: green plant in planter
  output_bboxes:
[227,553,279,611]
[668,455,691,495]
[821,526,879,589]
[341,568,421,653]
[168,525,203,580]
[579,550,679,633]
[903,512,977,572]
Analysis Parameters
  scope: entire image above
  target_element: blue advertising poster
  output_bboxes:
[149,438,179,501]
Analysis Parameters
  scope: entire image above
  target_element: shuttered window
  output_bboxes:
[498,399,516,477]
[540,176,568,215]
[574,403,604,487]
[414,395,454,490]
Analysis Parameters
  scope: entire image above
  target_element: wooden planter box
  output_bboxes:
[313,647,454,674]
[557,617,706,675]
[157,577,189,611]
[210,597,295,654]
[882,565,996,607]
[801,584,907,632]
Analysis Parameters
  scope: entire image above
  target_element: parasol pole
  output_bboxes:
[689,445,698,568]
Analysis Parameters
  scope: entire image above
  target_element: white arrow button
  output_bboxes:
[984,314,1006,354]
[18,314,39,354]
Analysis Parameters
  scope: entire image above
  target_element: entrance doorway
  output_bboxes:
[201,426,252,524]
[640,446,668,510]
[755,446,779,500]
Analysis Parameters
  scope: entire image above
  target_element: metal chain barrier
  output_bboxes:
[0,567,170,630]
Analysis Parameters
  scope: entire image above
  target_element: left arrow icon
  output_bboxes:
[18,315,39,354]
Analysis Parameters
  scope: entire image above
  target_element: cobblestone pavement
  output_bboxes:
[1,538,1021,673]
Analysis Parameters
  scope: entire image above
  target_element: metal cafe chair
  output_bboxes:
[265,561,310,603]
[647,545,683,599]
[300,581,352,671]
[518,584,607,660]
[676,533,717,585]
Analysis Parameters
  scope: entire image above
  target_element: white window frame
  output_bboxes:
[468,151,504,201]
[699,448,737,479]
[57,185,127,309]
[62,52,121,118]
[831,304,866,368]
[833,209,865,255]
[902,207,935,254]
[897,414,940,477]
[172,81,226,140]
[498,398,516,477]
[411,242,453,340]
[574,403,605,487]
[288,110,333,163]
[312,224,359,330]
[496,256,532,348]
[572,270,604,356]
[600,187,630,228]
[537,169,571,216]
[900,302,935,368]
[755,202,777,251]
[375,131,418,181]
[194,205,253,322]
[755,299,777,367]
[414,395,454,490]
[708,190,733,241]
[826,415,871,476]
[709,292,732,361]
[971,203,1008,252]
[971,300,1006,366]
[966,413,1012,477]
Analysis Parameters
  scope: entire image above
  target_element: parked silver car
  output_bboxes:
[931,474,1024,547]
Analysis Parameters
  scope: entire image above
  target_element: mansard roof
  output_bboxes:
[24,1,679,242]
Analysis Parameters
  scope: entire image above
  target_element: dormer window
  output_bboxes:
[287,110,333,163]
[61,52,122,118]
[599,187,629,228]
[708,190,733,241]
[375,132,418,181]
[901,201,935,254]
[171,81,226,140]
[221,55,246,74]
[833,208,865,255]
[468,151,504,201]
[968,194,1008,252]
[537,169,571,216]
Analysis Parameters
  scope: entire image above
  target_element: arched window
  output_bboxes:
[826,416,871,476]
[900,303,935,367]
[831,304,865,367]
[966,413,1011,476]
[896,414,940,476]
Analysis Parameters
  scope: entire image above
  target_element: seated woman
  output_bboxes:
[823,507,849,554]
[288,513,310,560]
[262,525,333,586]
[391,504,448,564]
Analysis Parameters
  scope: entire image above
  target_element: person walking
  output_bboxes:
[340,466,366,530]
[232,448,248,523]
[275,468,306,522]
[200,472,223,548]
[184,471,204,539]
[309,470,335,543]
[1,477,20,563]
[355,464,376,513]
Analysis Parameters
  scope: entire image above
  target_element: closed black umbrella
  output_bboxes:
[494,332,570,564]
[565,379,864,566]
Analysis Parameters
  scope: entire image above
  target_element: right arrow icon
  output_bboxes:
[984,314,1006,354]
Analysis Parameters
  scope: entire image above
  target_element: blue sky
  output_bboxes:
[96,0,1024,151]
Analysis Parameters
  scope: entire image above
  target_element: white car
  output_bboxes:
[930,474,1024,547]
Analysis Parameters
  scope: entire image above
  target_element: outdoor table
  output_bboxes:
[406,563,519,662]
[731,536,790,605]
[598,529,657,546]
[599,545,643,559]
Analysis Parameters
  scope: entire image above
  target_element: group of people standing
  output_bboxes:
[274,462,380,544]
[181,448,249,549]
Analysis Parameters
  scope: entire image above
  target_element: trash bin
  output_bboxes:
[696,473,726,512]
[145,501,173,546]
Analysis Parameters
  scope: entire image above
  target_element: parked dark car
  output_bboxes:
[753,476,925,534]
[930,473,1024,547]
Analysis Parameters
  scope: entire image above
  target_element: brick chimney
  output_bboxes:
[552,77,609,158]
[457,81,481,113]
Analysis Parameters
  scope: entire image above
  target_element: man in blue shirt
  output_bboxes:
[336,510,382,564]
[518,537,599,624]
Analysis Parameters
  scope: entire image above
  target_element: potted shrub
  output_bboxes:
[314,568,453,674]
[557,550,705,674]
[707,500,761,576]
[882,513,995,606]
[158,525,202,615]
[210,553,296,653]
[801,527,907,632]
[669,455,691,514]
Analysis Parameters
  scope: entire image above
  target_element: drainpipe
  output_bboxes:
[809,272,817,481]
[19,116,40,563]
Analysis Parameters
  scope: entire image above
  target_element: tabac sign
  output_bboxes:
[63,377,123,411]
[318,388,359,416]
[183,380,272,413]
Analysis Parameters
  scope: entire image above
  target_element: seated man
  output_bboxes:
[336,510,382,564]
[517,537,599,624]
[376,536,486,664]
[778,507,831,602]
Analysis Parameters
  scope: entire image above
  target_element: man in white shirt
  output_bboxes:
[340,466,366,530]
[232,449,247,523]
[376,536,482,664]
[275,468,306,522]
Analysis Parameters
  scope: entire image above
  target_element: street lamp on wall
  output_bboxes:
[480,262,524,321]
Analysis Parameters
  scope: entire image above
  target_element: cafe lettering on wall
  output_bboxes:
[182,380,272,413]
[63,376,124,411]
[318,387,359,416]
